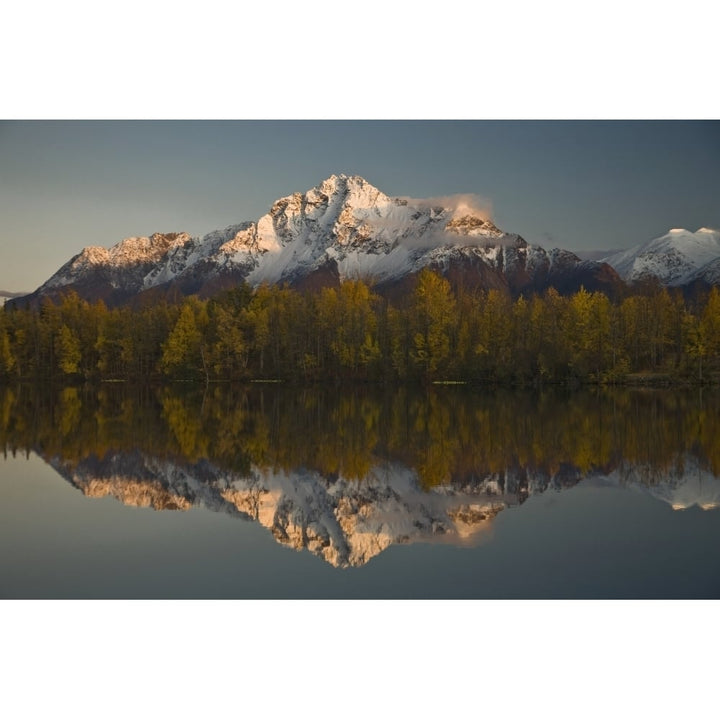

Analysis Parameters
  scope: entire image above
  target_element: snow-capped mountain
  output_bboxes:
[603,227,720,287]
[45,448,719,568]
[15,175,621,307]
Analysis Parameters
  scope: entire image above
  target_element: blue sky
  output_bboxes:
[1,120,718,292]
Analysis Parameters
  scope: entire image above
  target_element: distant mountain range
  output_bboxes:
[0,290,27,306]
[602,227,720,287]
[7,175,719,308]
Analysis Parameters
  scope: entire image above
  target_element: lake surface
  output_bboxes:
[1,383,719,598]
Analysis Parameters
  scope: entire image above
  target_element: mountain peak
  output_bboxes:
[662,227,719,242]
[604,226,720,286]
[445,215,503,239]
[313,173,389,210]
[78,246,110,264]
[320,172,373,188]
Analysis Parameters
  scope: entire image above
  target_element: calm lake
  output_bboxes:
[1,383,719,598]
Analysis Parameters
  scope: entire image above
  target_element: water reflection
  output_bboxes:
[1,384,719,567]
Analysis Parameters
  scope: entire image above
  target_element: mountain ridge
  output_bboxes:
[11,174,625,307]
[602,227,720,287]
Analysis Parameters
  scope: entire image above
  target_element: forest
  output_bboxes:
[1,269,720,385]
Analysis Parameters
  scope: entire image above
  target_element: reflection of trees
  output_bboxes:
[160,390,208,461]
[58,387,81,438]
[410,392,460,488]
[1,383,720,483]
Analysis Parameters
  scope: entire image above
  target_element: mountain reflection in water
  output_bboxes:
[1,384,719,568]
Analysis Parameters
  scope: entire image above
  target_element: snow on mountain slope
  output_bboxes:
[20,174,619,306]
[40,227,255,297]
[603,227,720,286]
[238,174,512,285]
[689,256,720,285]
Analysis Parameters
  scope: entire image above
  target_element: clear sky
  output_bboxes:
[1,120,718,293]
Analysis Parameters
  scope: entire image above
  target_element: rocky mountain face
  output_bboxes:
[46,449,719,568]
[14,175,623,307]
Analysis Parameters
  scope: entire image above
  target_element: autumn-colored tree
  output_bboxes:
[475,289,512,381]
[0,312,15,379]
[316,280,381,379]
[701,286,720,372]
[55,324,82,375]
[410,269,457,379]
[207,303,247,379]
[160,298,210,380]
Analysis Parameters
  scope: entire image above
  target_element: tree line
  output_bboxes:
[1,270,720,384]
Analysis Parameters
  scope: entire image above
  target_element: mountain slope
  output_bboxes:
[15,174,622,307]
[603,227,720,286]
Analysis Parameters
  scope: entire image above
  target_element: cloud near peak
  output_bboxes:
[398,193,494,222]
